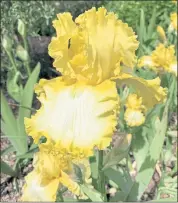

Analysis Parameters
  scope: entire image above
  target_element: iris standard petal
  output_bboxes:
[48,7,139,85]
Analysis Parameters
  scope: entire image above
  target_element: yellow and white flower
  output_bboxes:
[22,7,167,201]
[124,94,146,127]
[21,143,91,201]
[138,44,177,76]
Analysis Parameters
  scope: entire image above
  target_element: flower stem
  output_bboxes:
[97,150,107,201]
[6,51,18,73]
[23,37,31,76]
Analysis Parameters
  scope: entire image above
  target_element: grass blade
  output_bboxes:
[1,91,17,133]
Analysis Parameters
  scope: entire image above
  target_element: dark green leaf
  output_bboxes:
[1,160,17,177]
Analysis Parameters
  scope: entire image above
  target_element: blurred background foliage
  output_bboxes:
[104,0,175,31]
[1,0,176,88]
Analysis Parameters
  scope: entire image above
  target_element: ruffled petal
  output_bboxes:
[115,73,167,109]
[33,143,71,180]
[151,44,176,71]
[53,12,76,37]
[124,109,145,127]
[59,171,88,199]
[48,7,138,85]
[125,94,144,110]
[25,77,119,157]
[21,170,60,202]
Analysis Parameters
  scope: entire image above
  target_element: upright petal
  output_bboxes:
[48,7,139,85]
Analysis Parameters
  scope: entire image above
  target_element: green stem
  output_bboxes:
[97,150,107,201]
[6,51,18,72]
[8,102,36,112]
[57,192,64,202]
[23,37,31,76]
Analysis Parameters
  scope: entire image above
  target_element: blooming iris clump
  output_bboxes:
[21,7,167,201]
[138,43,177,76]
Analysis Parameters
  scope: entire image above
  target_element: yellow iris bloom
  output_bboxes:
[124,94,146,127]
[25,7,166,157]
[21,142,91,201]
[22,7,167,201]
[138,44,177,76]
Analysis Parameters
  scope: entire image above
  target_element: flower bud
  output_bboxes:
[157,25,166,42]
[17,19,26,37]
[2,36,12,52]
[16,45,29,61]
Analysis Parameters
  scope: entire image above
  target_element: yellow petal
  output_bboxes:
[53,12,76,37]
[137,56,154,68]
[151,43,176,71]
[124,109,145,127]
[170,13,177,31]
[33,143,71,180]
[48,7,138,85]
[115,74,167,109]
[125,93,144,110]
[169,61,177,76]
[59,171,88,199]
[21,170,59,202]
[25,77,119,157]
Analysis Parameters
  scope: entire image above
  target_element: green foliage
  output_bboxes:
[1,160,17,177]
[104,1,175,32]
[1,1,102,37]
[103,133,132,170]
[1,62,40,177]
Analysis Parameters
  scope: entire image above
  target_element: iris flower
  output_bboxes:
[21,142,91,201]
[25,7,166,158]
[124,94,146,127]
[138,43,177,76]
[22,7,167,202]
